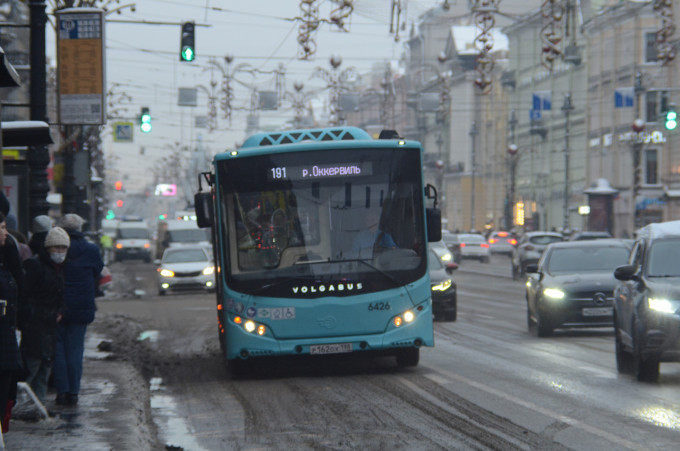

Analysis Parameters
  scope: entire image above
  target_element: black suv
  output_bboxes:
[613,221,680,382]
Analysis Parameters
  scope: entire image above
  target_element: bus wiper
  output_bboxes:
[252,276,306,295]
[296,258,403,287]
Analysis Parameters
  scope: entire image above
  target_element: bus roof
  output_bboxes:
[241,126,371,148]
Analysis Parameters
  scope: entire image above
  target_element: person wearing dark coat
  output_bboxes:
[0,212,22,432]
[20,227,69,404]
[28,215,53,256]
[52,214,103,406]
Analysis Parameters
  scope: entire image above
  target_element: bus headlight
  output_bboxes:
[393,310,416,327]
[244,320,256,332]
[235,316,267,336]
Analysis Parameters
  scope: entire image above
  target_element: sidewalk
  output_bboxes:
[2,332,157,451]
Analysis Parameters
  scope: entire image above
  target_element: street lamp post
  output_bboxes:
[470,121,478,231]
[561,93,574,231]
[505,110,518,230]
[631,118,645,231]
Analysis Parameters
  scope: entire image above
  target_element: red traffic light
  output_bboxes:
[116,199,124,207]
[115,180,123,191]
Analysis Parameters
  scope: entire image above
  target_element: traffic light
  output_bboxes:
[140,107,151,133]
[116,199,124,208]
[180,22,195,62]
[665,107,677,130]
[114,180,123,191]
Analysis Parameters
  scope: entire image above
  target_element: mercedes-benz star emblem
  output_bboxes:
[593,292,607,305]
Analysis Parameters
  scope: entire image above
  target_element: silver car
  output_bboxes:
[511,231,564,279]
[156,246,215,295]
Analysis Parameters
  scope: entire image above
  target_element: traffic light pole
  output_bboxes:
[28,0,51,220]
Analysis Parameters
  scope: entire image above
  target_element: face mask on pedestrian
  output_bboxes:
[50,252,67,264]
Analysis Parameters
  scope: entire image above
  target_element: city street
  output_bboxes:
[23,255,676,450]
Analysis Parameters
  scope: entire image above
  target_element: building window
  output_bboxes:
[645,32,658,63]
[644,148,658,185]
[645,91,669,123]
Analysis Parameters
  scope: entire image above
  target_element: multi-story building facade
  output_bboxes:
[503,5,588,234]
[583,0,679,236]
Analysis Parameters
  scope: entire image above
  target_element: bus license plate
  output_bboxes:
[309,343,352,355]
[582,307,613,317]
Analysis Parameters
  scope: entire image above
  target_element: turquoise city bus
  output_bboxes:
[194,127,441,373]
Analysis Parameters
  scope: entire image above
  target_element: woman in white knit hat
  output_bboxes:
[19,226,70,405]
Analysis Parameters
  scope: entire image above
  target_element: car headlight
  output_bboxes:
[647,297,680,314]
[440,253,452,262]
[432,279,452,291]
[202,266,215,276]
[543,288,565,299]
[159,268,175,277]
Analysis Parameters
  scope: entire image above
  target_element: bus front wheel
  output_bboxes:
[396,348,420,367]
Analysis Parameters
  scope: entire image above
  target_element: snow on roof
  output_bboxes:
[638,220,680,239]
[451,25,509,56]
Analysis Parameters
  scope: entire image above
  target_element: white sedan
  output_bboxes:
[156,246,215,295]
[457,233,491,263]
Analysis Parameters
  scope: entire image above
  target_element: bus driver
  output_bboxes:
[352,209,396,253]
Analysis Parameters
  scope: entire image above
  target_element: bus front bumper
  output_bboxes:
[224,301,434,361]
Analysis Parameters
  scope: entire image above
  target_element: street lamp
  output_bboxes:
[469,121,478,231]
[561,92,574,231]
[631,118,645,230]
[505,110,518,230]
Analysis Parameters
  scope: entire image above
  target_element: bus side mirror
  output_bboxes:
[426,208,441,242]
[194,192,213,228]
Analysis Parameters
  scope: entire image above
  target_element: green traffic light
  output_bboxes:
[666,109,677,130]
[181,46,195,62]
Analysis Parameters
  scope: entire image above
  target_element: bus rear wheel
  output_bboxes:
[396,348,419,367]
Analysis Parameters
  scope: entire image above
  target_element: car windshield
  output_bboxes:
[163,249,209,263]
[428,250,444,269]
[529,235,562,245]
[118,228,149,239]
[169,228,209,243]
[460,235,485,244]
[647,238,680,277]
[546,246,629,273]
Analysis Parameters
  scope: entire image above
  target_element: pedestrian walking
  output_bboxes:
[28,215,53,256]
[20,227,69,404]
[52,214,103,406]
[0,212,22,432]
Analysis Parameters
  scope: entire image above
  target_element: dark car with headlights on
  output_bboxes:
[429,249,458,321]
[613,220,680,382]
[525,239,631,337]
[156,245,215,295]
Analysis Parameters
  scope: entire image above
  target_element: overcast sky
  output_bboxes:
[44,1,461,191]
[46,0,533,193]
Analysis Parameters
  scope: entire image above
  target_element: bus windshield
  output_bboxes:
[216,147,427,297]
